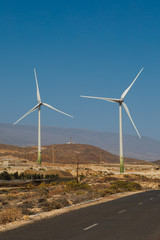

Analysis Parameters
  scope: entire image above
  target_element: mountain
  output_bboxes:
[152,160,160,165]
[0,143,148,165]
[0,123,159,161]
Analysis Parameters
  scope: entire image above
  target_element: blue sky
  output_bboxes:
[0,0,160,140]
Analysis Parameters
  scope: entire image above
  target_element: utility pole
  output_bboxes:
[99,153,102,164]
[74,151,80,183]
[52,146,55,164]
[76,156,79,183]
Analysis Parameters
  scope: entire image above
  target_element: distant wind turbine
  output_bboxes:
[13,68,73,165]
[81,68,143,173]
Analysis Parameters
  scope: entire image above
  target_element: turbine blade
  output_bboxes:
[13,104,39,125]
[43,103,73,118]
[34,68,41,103]
[121,68,143,99]
[122,102,141,139]
[80,95,120,103]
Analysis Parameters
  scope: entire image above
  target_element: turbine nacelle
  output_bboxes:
[119,99,124,104]
[110,99,123,104]
[38,102,43,107]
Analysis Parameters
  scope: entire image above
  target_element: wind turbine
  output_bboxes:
[13,68,73,165]
[81,68,143,173]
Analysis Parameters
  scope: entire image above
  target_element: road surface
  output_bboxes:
[1,190,160,240]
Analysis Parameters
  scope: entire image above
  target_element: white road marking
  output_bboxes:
[150,197,154,200]
[83,223,98,231]
[118,210,126,214]
[138,202,143,205]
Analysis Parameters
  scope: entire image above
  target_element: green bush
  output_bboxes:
[0,171,11,180]
[45,174,58,180]
[13,172,19,179]
[110,180,141,192]
[0,171,59,180]
[19,172,24,179]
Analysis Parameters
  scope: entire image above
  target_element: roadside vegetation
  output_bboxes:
[0,171,159,225]
[0,171,58,180]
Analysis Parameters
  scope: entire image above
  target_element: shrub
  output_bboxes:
[0,171,11,180]
[141,175,149,181]
[39,168,46,171]
[39,182,48,188]
[6,194,18,201]
[2,201,9,206]
[49,187,64,195]
[0,171,58,181]
[79,174,85,181]
[99,188,115,197]
[38,183,49,196]
[69,191,95,204]
[27,183,34,189]
[100,176,117,183]
[19,172,24,180]
[42,197,69,212]
[45,174,58,180]
[13,172,19,179]
[124,175,130,179]
[19,201,35,215]
[110,180,141,192]
[0,207,22,224]
[38,198,46,203]
[66,181,91,191]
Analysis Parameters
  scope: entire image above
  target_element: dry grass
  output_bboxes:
[0,207,22,224]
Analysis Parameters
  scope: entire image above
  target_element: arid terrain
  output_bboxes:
[0,143,160,232]
[0,143,151,166]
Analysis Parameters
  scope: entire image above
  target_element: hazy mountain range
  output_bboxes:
[0,123,160,161]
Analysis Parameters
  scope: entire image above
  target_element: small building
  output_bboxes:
[2,160,9,167]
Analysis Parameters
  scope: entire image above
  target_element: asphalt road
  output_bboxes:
[1,190,160,240]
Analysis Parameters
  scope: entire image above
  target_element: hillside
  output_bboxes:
[152,160,160,165]
[0,143,148,165]
[0,123,160,161]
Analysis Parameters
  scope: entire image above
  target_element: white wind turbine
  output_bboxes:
[13,68,73,165]
[81,68,143,173]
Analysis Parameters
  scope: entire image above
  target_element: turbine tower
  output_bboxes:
[81,68,143,173]
[14,68,73,165]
